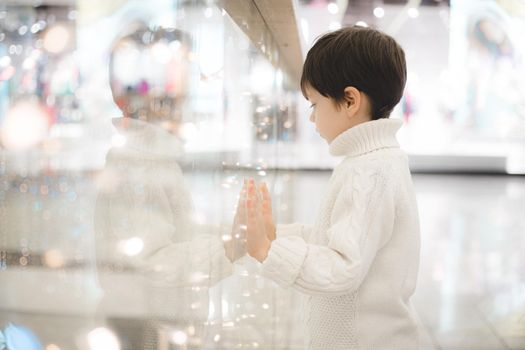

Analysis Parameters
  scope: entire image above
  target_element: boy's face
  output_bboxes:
[305,85,354,143]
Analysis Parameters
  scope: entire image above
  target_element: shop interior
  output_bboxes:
[1,0,525,349]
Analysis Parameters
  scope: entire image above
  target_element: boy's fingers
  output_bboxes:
[246,205,257,227]
[236,182,251,215]
[237,183,247,206]
[237,202,246,216]
[260,183,270,201]
[259,182,269,196]
[246,187,262,205]
[259,183,272,214]
[240,180,264,232]
[244,197,264,224]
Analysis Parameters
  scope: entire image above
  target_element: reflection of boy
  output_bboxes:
[94,25,244,328]
[465,5,517,131]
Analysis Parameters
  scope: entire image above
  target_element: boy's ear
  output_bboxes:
[343,86,361,118]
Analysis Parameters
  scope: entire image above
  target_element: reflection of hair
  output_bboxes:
[471,19,513,58]
[467,2,514,59]
[301,26,407,120]
[108,22,192,121]
[109,21,192,56]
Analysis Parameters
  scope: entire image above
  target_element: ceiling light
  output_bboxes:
[373,7,385,18]
[408,7,419,19]
[327,3,339,15]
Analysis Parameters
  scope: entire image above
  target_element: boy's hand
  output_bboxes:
[259,182,276,241]
[244,179,271,262]
[225,181,248,262]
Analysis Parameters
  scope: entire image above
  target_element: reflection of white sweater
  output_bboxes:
[261,119,420,350]
[94,117,232,319]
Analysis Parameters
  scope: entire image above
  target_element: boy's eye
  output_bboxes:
[309,104,316,109]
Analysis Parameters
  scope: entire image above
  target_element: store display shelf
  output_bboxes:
[221,0,304,88]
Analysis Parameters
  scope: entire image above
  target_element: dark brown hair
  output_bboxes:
[301,26,407,119]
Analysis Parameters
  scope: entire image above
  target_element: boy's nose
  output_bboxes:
[309,113,315,123]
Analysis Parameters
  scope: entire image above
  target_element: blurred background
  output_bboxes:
[0,0,524,349]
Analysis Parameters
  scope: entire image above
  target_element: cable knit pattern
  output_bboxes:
[260,235,308,286]
[261,118,421,350]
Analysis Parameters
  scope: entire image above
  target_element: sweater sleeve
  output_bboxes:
[260,167,395,296]
[276,223,312,240]
[95,195,233,289]
[142,232,233,288]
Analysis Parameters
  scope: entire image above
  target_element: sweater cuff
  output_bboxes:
[260,236,307,287]
[276,223,304,238]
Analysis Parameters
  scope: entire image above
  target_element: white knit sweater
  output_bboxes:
[261,118,421,350]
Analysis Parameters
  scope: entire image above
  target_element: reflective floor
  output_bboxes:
[412,174,525,350]
[285,172,525,350]
[1,171,525,349]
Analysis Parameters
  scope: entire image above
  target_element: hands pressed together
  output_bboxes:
[227,178,276,262]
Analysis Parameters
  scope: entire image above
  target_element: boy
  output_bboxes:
[236,26,421,349]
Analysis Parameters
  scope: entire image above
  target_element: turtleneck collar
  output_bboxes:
[111,117,183,158]
[328,118,402,157]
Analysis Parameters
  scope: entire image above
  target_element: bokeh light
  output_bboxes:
[118,237,144,257]
[0,101,50,150]
[87,327,120,350]
[43,24,70,54]
[43,249,65,269]
[170,330,188,345]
